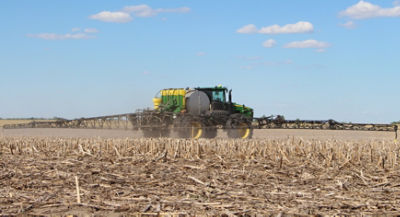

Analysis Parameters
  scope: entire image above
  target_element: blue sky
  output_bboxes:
[1,0,399,123]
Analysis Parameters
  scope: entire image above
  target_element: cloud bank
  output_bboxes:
[90,4,190,23]
[237,24,258,34]
[90,11,132,23]
[340,1,400,19]
[284,39,330,52]
[123,5,190,17]
[237,21,314,34]
[262,39,276,48]
[340,21,356,29]
[27,28,99,40]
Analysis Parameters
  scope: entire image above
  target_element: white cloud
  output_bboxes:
[262,39,276,48]
[90,5,190,23]
[124,4,190,17]
[259,21,314,34]
[27,28,99,40]
[340,21,356,29]
[237,21,314,34]
[340,1,400,19]
[90,11,132,23]
[284,40,330,48]
[284,39,330,52]
[236,24,258,34]
[124,5,155,17]
[196,52,206,56]
[84,28,99,33]
[27,33,93,40]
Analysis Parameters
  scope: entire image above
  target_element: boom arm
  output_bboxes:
[3,113,398,139]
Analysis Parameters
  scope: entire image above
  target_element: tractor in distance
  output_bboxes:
[135,85,254,139]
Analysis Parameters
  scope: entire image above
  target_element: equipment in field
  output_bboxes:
[3,85,398,139]
[135,86,254,139]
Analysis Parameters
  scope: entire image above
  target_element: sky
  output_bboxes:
[0,0,399,123]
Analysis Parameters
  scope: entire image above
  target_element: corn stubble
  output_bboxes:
[1,136,400,216]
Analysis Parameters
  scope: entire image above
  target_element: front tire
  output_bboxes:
[175,116,204,139]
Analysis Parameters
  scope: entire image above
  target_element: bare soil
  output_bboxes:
[1,128,396,140]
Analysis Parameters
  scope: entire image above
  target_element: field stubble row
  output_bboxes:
[1,136,400,216]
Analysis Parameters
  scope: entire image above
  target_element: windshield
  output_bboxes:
[212,90,225,102]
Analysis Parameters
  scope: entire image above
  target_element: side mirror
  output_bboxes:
[229,89,232,103]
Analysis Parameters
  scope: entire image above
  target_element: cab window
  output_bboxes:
[212,91,225,102]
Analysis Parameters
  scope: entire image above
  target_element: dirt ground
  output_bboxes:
[1,129,399,216]
[1,128,396,140]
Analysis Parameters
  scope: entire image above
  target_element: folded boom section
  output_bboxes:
[256,116,397,132]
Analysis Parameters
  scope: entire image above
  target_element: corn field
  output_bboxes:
[1,135,400,216]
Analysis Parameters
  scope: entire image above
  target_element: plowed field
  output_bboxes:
[1,129,399,216]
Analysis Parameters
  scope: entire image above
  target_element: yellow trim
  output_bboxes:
[161,89,186,96]
[238,123,250,139]
[152,98,162,109]
[242,128,250,139]
[234,104,250,109]
[191,122,203,139]
[177,89,186,95]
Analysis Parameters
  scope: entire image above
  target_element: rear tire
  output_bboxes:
[226,114,253,139]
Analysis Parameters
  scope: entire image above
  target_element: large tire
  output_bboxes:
[226,114,253,139]
[175,116,204,139]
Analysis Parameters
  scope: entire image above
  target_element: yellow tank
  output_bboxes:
[152,97,162,109]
